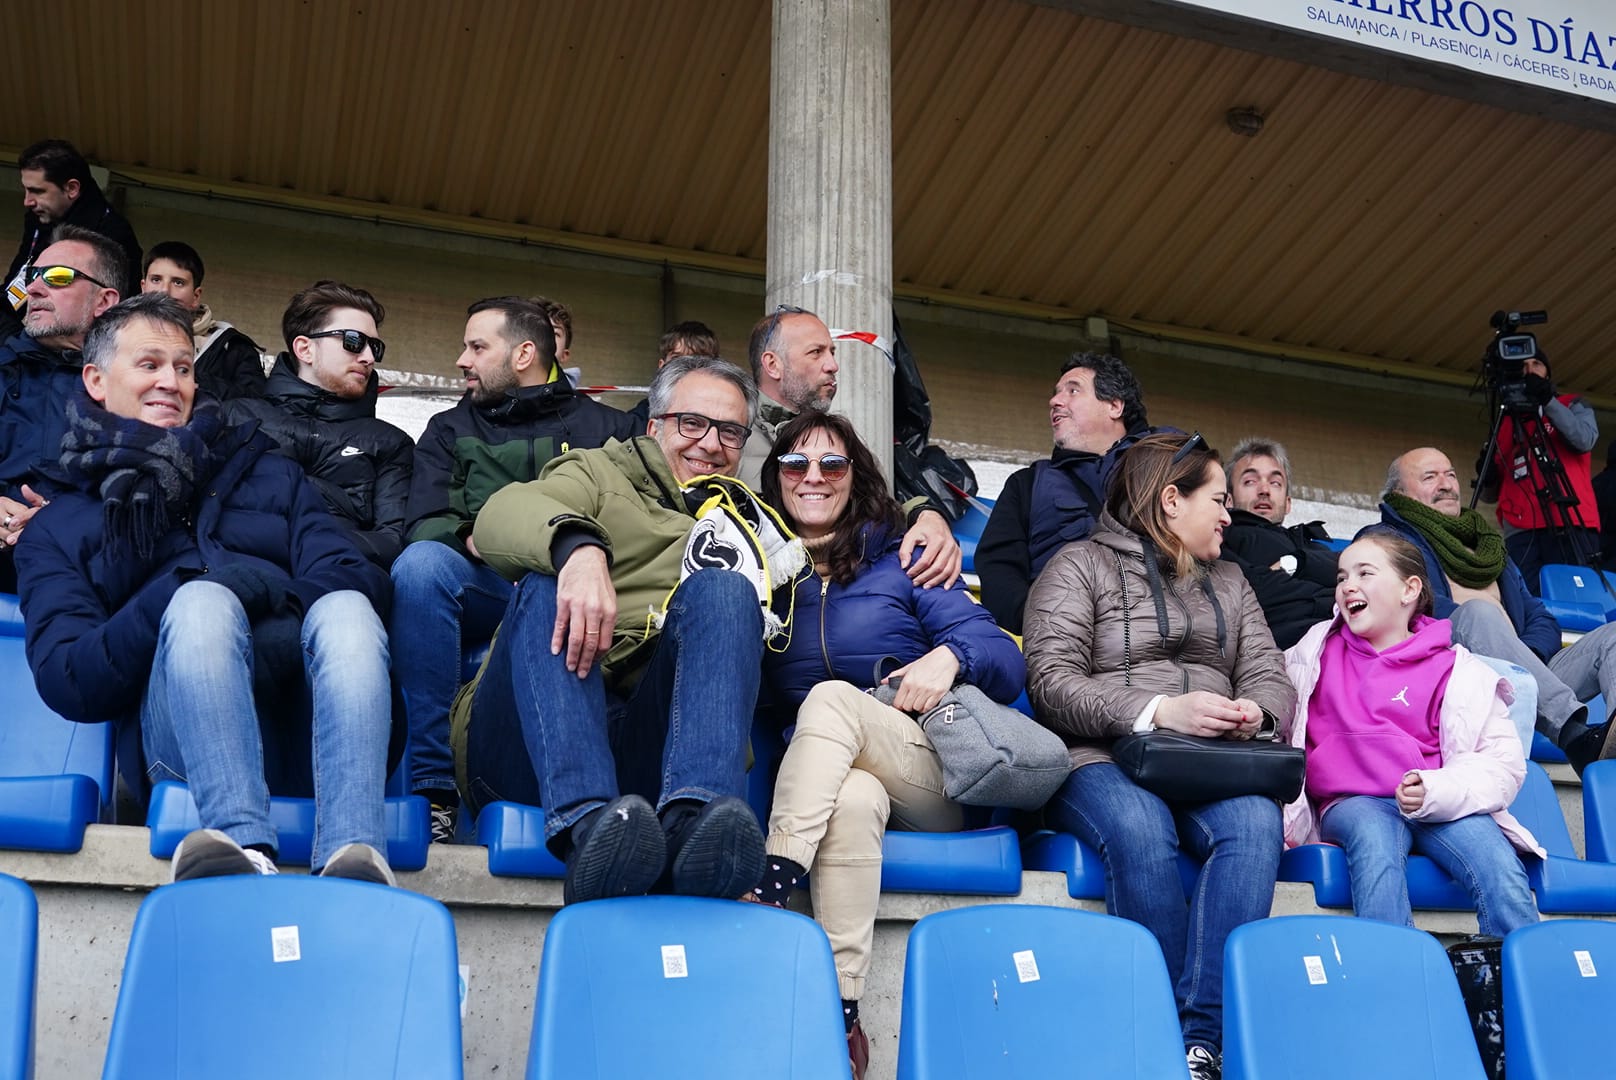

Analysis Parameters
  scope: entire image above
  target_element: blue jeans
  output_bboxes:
[1047,762,1282,1052]
[464,568,762,848]
[1320,796,1540,937]
[141,581,392,870]
[390,541,512,796]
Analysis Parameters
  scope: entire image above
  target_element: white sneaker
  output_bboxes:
[171,828,279,882]
[1186,1045,1222,1080]
[318,843,397,887]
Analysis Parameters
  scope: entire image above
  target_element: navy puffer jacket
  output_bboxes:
[16,422,390,724]
[764,524,1025,711]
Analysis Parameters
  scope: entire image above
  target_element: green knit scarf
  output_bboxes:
[1384,491,1506,589]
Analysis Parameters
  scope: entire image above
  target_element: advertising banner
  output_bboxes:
[1172,0,1616,104]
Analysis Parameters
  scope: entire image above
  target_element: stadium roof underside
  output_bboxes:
[6,0,1614,399]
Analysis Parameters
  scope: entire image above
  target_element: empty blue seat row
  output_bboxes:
[1539,564,1616,633]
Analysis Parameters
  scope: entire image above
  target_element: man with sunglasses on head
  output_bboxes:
[743,306,962,589]
[454,355,775,905]
[0,225,125,590]
[392,296,637,842]
[224,281,413,569]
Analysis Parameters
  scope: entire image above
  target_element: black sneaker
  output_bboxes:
[1186,1045,1222,1080]
[428,800,458,845]
[664,796,766,899]
[1558,708,1614,776]
[563,794,666,905]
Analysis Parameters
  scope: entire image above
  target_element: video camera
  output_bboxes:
[1481,309,1547,411]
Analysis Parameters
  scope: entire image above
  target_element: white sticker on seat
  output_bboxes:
[272,925,301,963]
[661,944,688,978]
[1304,955,1327,985]
[1013,949,1040,983]
[1577,950,1598,977]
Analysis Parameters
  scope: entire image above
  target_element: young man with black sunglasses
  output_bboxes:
[391,295,638,843]
[0,225,125,590]
[224,281,415,569]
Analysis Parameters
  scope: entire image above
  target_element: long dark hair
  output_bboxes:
[762,411,903,584]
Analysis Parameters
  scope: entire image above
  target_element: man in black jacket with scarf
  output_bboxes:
[16,294,395,883]
[978,352,1168,634]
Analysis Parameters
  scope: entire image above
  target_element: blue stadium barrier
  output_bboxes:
[0,873,37,1080]
[1539,564,1616,632]
[1223,915,1484,1079]
[0,592,111,853]
[897,905,1183,1079]
[1281,761,1616,914]
[950,497,994,577]
[1502,919,1616,1080]
[103,875,462,1080]
[145,781,430,872]
[526,896,843,1080]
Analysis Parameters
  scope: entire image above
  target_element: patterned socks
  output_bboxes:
[750,855,806,907]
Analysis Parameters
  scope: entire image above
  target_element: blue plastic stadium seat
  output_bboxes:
[1021,829,1198,900]
[1224,915,1484,1079]
[526,896,844,1079]
[103,875,462,1079]
[1502,919,1616,1080]
[1318,537,1350,553]
[1530,731,1568,764]
[1281,761,1616,914]
[897,905,1183,1079]
[0,874,38,1080]
[476,801,566,878]
[0,592,111,853]
[145,780,430,871]
[951,497,994,577]
[1539,564,1616,632]
[477,798,1023,894]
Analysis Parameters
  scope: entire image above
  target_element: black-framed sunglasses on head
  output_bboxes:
[655,412,751,450]
[1171,431,1206,465]
[307,329,386,364]
[25,264,111,291]
[776,452,851,481]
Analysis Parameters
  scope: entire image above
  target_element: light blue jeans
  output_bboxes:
[141,581,391,870]
[389,540,512,797]
[1047,762,1282,1052]
[1320,795,1540,937]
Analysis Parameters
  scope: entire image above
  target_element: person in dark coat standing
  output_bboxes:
[225,281,412,567]
[4,140,140,337]
[16,294,395,884]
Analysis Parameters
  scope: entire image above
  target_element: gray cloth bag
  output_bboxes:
[872,678,1072,810]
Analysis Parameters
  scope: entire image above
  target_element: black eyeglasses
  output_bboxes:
[655,412,751,450]
[307,329,386,365]
[776,452,851,481]
[25,264,111,290]
[1171,431,1206,465]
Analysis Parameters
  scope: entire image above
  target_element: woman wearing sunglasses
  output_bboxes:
[750,410,1024,1079]
[1022,431,1295,1080]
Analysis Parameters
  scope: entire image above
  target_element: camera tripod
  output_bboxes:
[1473,397,1613,600]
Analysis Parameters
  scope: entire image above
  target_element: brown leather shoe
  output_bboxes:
[847,1018,870,1080]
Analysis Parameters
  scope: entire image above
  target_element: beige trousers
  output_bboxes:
[766,680,963,999]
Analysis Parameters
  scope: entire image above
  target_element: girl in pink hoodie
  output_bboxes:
[1282,529,1541,935]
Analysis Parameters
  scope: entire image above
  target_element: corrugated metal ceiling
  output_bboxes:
[3,0,1612,392]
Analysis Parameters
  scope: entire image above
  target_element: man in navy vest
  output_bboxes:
[978,352,1167,634]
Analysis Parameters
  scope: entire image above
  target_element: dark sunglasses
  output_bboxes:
[1171,431,1206,465]
[655,411,751,450]
[307,328,386,365]
[25,264,111,290]
[777,452,851,481]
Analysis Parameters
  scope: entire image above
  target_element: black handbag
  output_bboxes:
[1106,548,1305,804]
